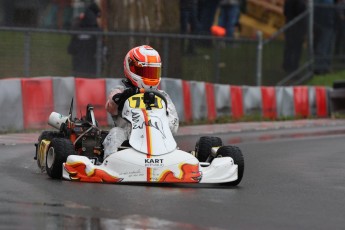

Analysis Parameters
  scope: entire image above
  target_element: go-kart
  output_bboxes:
[35,89,244,185]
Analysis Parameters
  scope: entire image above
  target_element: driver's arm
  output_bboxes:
[105,87,124,116]
[162,91,179,135]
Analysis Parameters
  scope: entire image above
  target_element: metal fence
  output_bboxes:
[0,27,262,85]
[1,3,344,86]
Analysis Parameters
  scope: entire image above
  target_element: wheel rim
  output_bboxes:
[46,147,55,168]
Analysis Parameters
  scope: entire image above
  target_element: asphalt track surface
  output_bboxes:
[1,119,345,230]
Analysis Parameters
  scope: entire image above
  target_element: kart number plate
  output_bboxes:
[128,95,163,109]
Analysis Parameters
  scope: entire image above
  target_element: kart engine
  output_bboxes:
[71,120,104,158]
[50,104,108,164]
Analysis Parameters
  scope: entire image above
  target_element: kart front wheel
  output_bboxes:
[46,138,75,179]
[36,131,63,170]
[216,146,244,186]
[195,136,223,162]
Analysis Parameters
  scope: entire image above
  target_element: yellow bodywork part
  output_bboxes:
[37,139,51,168]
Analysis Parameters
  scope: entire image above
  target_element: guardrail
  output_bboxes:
[0,76,330,132]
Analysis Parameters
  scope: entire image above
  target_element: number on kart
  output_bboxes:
[129,95,163,109]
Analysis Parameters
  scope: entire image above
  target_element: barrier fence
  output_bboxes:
[0,77,330,132]
[1,3,345,86]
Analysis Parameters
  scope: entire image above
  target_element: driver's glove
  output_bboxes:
[112,87,138,111]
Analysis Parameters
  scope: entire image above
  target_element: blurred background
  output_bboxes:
[0,0,344,86]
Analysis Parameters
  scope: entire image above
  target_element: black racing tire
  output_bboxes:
[46,138,75,179]
[38,131,63,141]
[36,131,63,170]
[216,146,244,186]
[195,136,223,162]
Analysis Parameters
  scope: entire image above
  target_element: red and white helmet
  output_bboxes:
[124,45,162,89]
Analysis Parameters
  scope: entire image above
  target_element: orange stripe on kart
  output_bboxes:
[142,108,153,182]
[147,167,152,182]
[141,109,152,155]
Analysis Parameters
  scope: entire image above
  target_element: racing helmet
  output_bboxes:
[124,45,162,89]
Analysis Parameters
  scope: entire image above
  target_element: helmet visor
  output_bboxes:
[134,66,161,80]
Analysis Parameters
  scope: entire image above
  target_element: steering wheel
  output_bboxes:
[140,88,168,113]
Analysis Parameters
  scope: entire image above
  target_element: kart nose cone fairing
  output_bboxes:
[63,149,203,183]
[62,149,238,183]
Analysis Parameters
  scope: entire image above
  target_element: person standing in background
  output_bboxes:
[282,0,307,74]
[68,2,102,77]
[198,0,221,36]
[218,0,242,39]
[313,0,336,75]
[335,0,345,62]
[42,0,73,29]
[180,0,200,55]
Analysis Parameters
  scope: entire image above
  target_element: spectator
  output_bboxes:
[3,0,14,26]
[313,0,336,75]
[68,2,101,77]
[282,0,307,74]
[218,0,242,39]
[180,0,200,55]
[198,0,221,35]
[42,0,73,29]
[335,0,345,62]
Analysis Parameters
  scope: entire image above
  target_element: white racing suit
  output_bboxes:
[103,85,179,158]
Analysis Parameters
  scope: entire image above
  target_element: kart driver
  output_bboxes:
[103,45,179,158]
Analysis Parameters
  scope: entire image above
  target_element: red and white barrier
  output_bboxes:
[293,86,309,117]
[261,86,277,119]
[214,83,231,118]
[182,80,193,122]
[0,77,331,132]
[21,77,54,129]
[52,77,76,116]
[160,78,186,122]
[74,78,108,126]
[230,86,244,119]
[313,86,328,118]
[0,78,24,131]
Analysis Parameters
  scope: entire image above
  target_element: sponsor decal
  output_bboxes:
[132,111,166,138]
[157,163,202,183]
[145,158,164,167]
[64,162,123,183]
[119,169,145,178]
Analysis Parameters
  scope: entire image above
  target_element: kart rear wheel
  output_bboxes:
[216,146,244,186]
[195,136,222,162]
[46,138,75,179]
[36,131,63,170]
